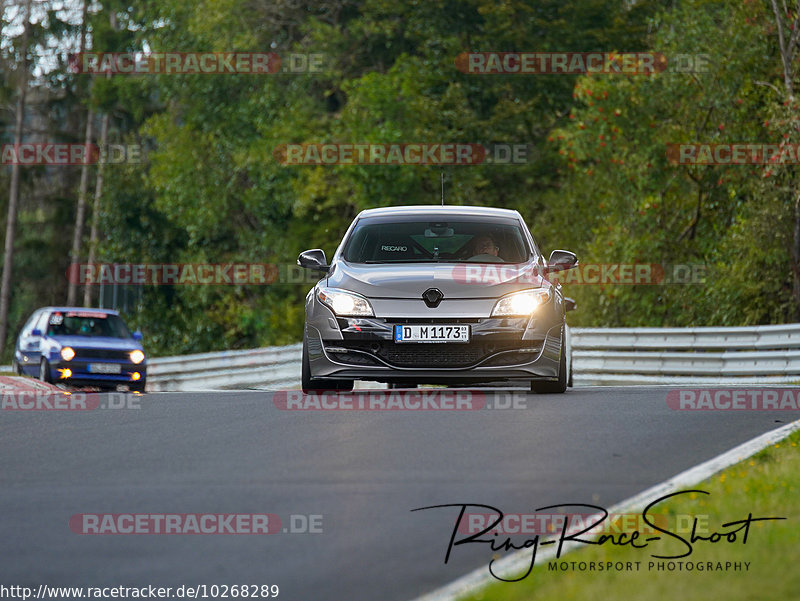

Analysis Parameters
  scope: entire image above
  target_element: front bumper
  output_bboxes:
[47,358,146,388]
[305,294,564,384]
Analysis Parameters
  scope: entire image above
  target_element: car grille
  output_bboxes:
[73,349,132,361]
[384,343,486,367]
[328,340,539,368]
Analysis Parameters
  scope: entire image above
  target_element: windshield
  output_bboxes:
[342,218,531,264]
[45,311,133,339]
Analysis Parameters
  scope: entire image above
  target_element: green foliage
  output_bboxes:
[3,0,798,359]
[540,0,797,326]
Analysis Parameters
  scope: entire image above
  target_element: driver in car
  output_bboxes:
[467,234,504,263]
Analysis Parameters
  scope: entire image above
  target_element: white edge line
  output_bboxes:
[410,417,800,601]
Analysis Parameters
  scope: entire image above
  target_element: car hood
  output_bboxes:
[326,260,548,299]
[47,335,143,351]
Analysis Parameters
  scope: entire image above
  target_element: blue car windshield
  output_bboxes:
[46,312,132,338]
[342,219,531,264]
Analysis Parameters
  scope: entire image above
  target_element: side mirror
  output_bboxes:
[564,297,577,312]
[31,328,42,337]
[132,330,143,341]
[546,249,578,273]
[297,249,329,273]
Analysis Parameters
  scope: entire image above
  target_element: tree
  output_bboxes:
[0,0,33,356]
[767,0,800,318]
[66,0,94,307]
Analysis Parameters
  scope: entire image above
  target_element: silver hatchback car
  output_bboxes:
[298,205,577,393]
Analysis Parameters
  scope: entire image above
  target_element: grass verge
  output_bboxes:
[460,427,800,601]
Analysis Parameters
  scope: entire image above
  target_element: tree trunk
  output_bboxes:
[0,0,6,43]
[67,111,94,305]
[84,112,109,307]
[66,0,94,306]
[83,9,116,307]
[0,0,32,357]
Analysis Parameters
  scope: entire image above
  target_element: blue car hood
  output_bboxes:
[48,335,143,351]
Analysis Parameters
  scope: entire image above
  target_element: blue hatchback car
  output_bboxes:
[13,307,147,392]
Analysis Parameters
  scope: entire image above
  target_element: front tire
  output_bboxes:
[302,332,354,393]
[530,335,567,394]
[11,358,20,375]
[39,359,52,383]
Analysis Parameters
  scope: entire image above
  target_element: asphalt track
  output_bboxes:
[1,387,798,600]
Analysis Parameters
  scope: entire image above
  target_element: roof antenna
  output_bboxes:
[440,171,445,206]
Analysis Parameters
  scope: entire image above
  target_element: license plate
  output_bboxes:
[89,363,121,374]
[394,324,470,343]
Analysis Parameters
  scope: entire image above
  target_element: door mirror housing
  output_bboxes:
[31,328,42,337]
[132,330,143,341]
[564,297,577,312]
[546,250,578,273]
[298,249,330,273]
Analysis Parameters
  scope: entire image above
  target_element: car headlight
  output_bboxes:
[60,347,75,361]
[491,289,551,316]
[129,350,145,364]
[317,287,374,317]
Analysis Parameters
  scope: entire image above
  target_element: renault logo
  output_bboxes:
[422,288,444,308]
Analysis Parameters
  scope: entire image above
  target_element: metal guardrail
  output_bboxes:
[571,324,800,385]
[147,324,800,391]
[147,344,301,391]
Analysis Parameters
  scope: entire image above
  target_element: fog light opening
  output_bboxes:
[58,368,72,379]
[131,372,141,381]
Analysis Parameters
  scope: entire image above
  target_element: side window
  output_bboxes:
[20,310,42,337]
